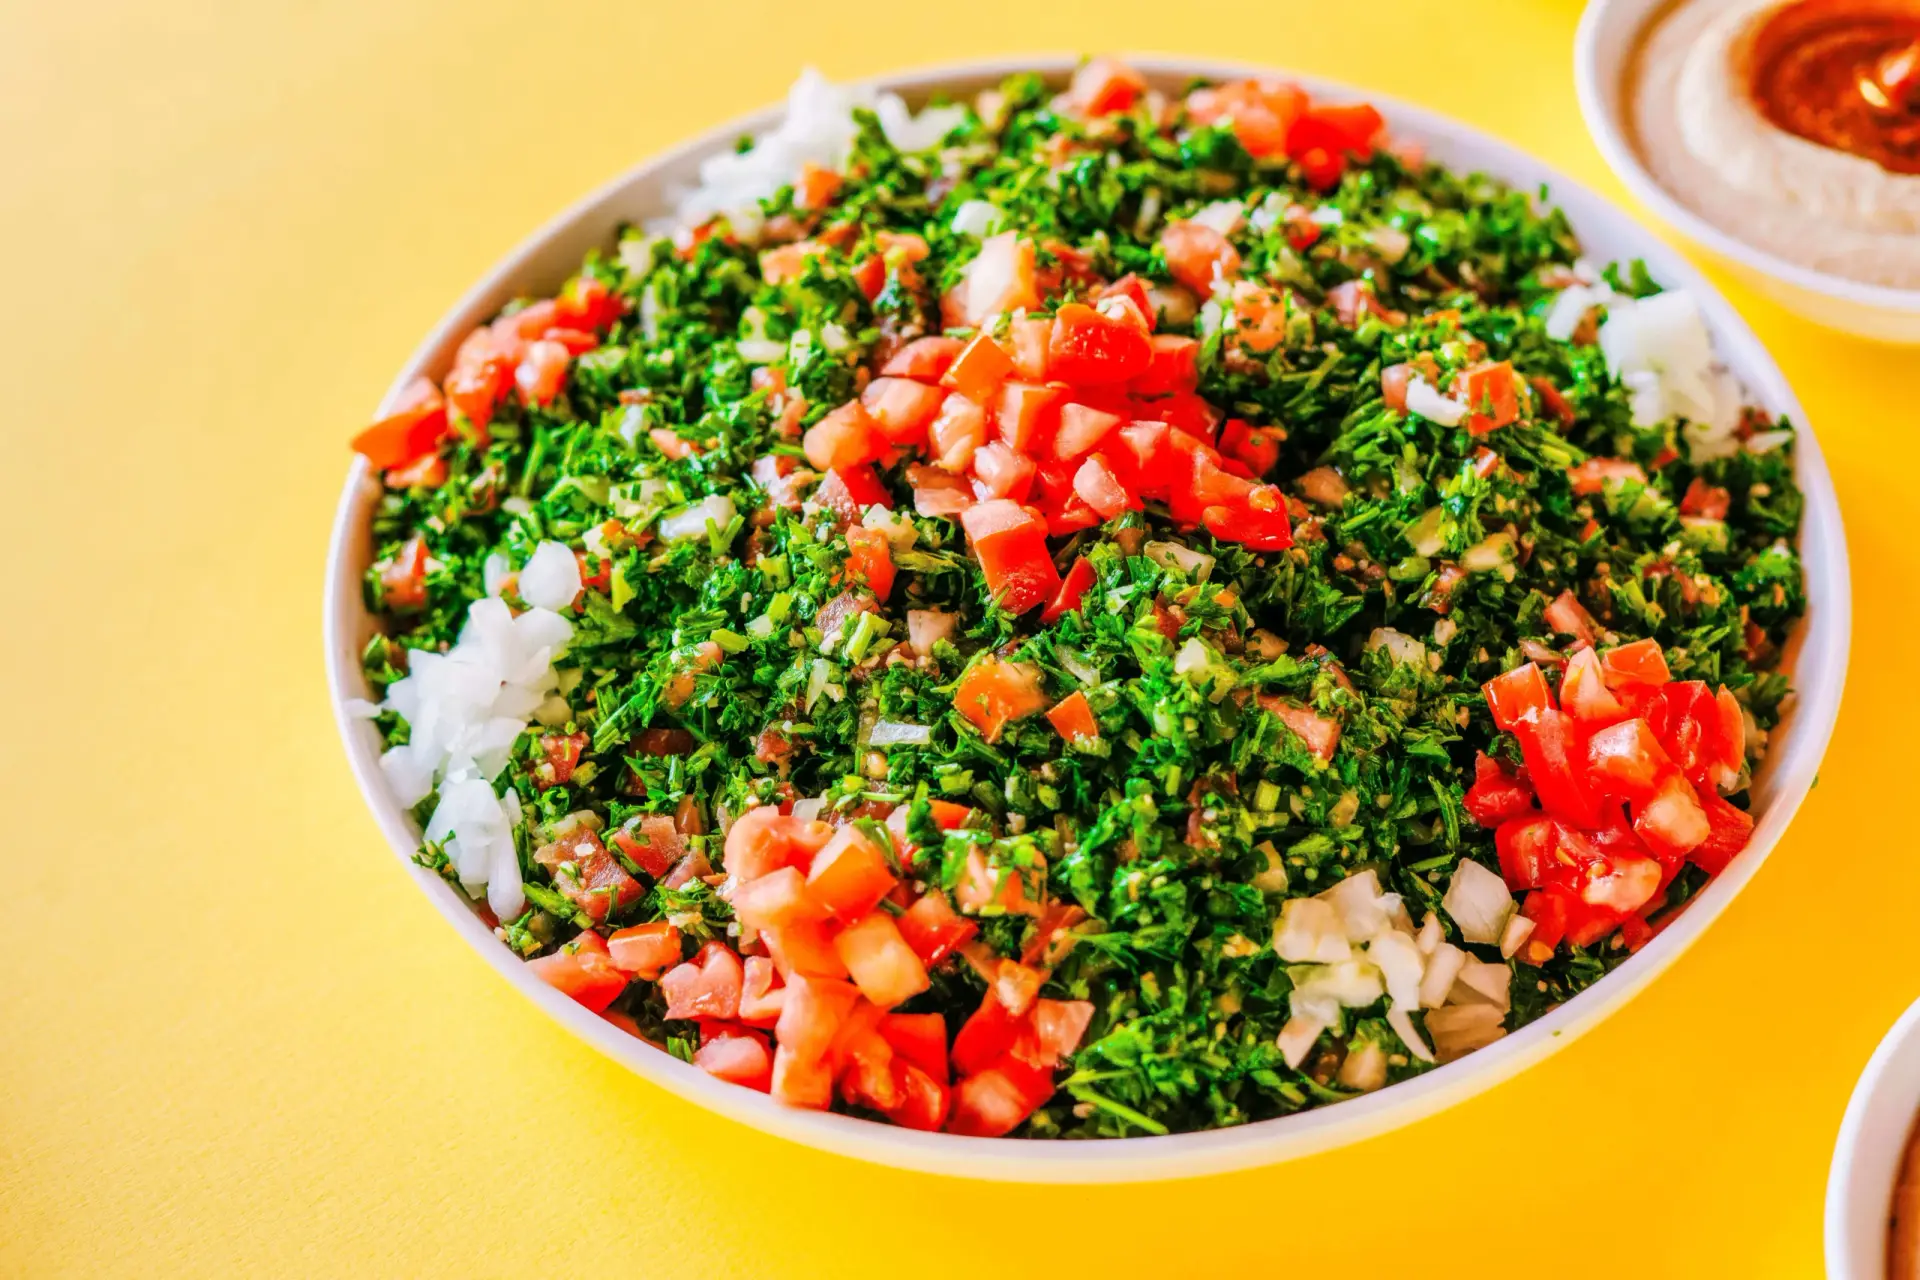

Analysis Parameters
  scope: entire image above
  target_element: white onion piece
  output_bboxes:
[1336,1040,1387,1091]
[659,494,737,543]
[1368,930,1426,1011]
[1276,1015,1326,1069]
[1442,860,1515,945]
[1451,958,1513,1013]
[518,541,582,611]
[1366,627,1428,667]
[1189,199,1245,235]
[869,720,932,747]
[907,609,957,655]
[950,199,1006,239]
[1419,942,1468,1009]
[1143,540,1213,581]
[1389,1004,1435,1063]
[1499,913,1537,959]
[790,797,826,822]
[1318,869,1397,942]
[1405,376,1468,427]
[1425,1004,1506,1063]
[1403,506,1446,557]
[1274,898,1352,964]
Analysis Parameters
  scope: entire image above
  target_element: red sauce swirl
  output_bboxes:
[1749,0,1920,173]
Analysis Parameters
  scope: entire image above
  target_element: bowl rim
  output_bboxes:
[1572,0,1920,315]
[325,52,1853,1182]
[1827,998,1920,1277]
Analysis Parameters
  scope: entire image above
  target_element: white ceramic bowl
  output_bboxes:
[1574,0,1920,343]
[325,55,1852,1182]
[1830,999,1920,1277]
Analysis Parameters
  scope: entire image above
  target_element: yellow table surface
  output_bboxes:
[4,0,1912,1274]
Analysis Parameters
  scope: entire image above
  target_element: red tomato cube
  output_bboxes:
[860,377,946,445]
[881,336,964,381]
[1053,402,1125,460]
[1483,662,1553,732]
[1585,718,1672,804]
[959,499,1061,615]
[770,1045,834,1109]
[1008,316,1054,380]
[606,920,684,978]
[805,826,899,920]
[762,919,851,981]
[879,1012,950,1082]
[774,975,862,1063]
[928,393,989,472]
[951,655,1049,742]
[992,381,1066,453]
[693,1028,773,1091]
[941,332,1017,404]
[737,955,787,1026]
[803,400,885,472]
[895,891,979,967]
[729,865,827,930]
[661,942,745,1021]
[832,912,932,1008]
[1047,302,1153,384]
[1559,647,1629,726]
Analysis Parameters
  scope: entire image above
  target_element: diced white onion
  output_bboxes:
[1366,627,1428,667]
[950,199,1006,239]
[517,541,582,611]
[737,339,786,363]
[869,720,933,747]
[483,552,511,598]
[1276,1014,1326,1069]
[1442,860,1515,945]
[1143,540,1213,581]
[906,609,957,655]
[1318,869,1398,943]
[1274,898,1352,964]
[1189,199,1245,235]
[658,494,737,543]
[1425,1003,1507,1063]
[1451,957,1513,1013]
[1336,1040,1388,1091]
[1368,226,1411,263]
[1418,942,1468,1009]
[1405,376,1468,427]
[790,797,826,822]
[1461,531,1517,574]
[343,697,381,720]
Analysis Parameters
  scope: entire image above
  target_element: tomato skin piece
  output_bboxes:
[951,655,1049,742]
[882,335,965,381]
[1132,334,1200,396]
[1045,690,1100,742]
[805,826,899,921]
[860,377,946,446]
[1484,662,1553,731]
[951,990,1023,1077]
[940,333,1016,404]
[1689,786,1755,874]
[1047,302,1153,384]
[959,499,1061,615]
[894,891,979,968]
[991,381,1066,453]
[843,526,895,601]
[1463,751,1535,827]
[804,400,885,472]
[1040,554,1097,625]
[1515,709,1606,828]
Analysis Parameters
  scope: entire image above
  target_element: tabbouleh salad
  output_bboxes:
[347,58,1807,1139]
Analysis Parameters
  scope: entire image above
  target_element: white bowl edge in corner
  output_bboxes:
[1829,999,1920,1278]
[323,53,1853,1182]
[1573,0,1920,344]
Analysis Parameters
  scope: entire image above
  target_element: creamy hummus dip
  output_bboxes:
[1627,0,1920,288]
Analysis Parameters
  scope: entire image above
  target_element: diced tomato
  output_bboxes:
[1213,419,1278,478]
[553,274,624,332]
[352,377,449,469]
[1484,662,1553,731]
[610,815,683,878]
[533,732,587,790]
[1515,709,1606,828]
[1186,78,1308,158]
[960,499,1061,615]
[895,891,979,967]
[1051,402,1125,461]
[861,377,946,446]
[992,381,1066,453]
[883,336,965,381]
[1631,772,1711,860]
[952,655,1050,742]
[804,400,885,472]
[1098,274,1157,327]
[772,974,861,1064]
[1258,695,1343,762]
[1067,55,1147,115]
[1689,785,1754,874]
[1574,848,1662,915]
[660,941,745,1021]
[947,1061,1055,1137]
[379,534,430,610]
[927,393,989,472]
[1071,453,1133,520]
[877,1061,951,1130]
[721,804,835,882]
[844,526,896,601]
[1381,362,1414,412]
[1131,334,1200,397]
[1559,647,1628,726]
[1020,999,1095,1067]
[1601,638,1672,689]
[693,1027,773,1091]
[833,912,932,1008]
[384,451,447,489]
[1160,220,1240,295]
[1040,554,1097,625]
[1495,815,1558,890]
[1045,690,1100,742]
[1567,457,1648,496]
[1007,316,1054,381]
[941,333,1017,404]
[527,936,629,1013]
[972,440,1037,502]
[1463,751,1535,827]
[737,956,787,1026]
[1680,477,1732,520]
[730,866,827,931]
[1585,718,1673,804]
[1113,421,1181,497]
[534,826,645,923]
[878,1012,950,1082]
[815,464,891,524]
[1047,302,1153,385]
[1458,361,1520,436]
[770,1045,834,1109]
[1545,589,1598,646]
[806,826,898,920]
[1202,490,1294,550]
[1043,493,1103,538]
[514,339,570,406]
[1647,680,1741,791]
[1288,101,1385,160]
[951,990,1023,1077]
[606,920,684,978]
